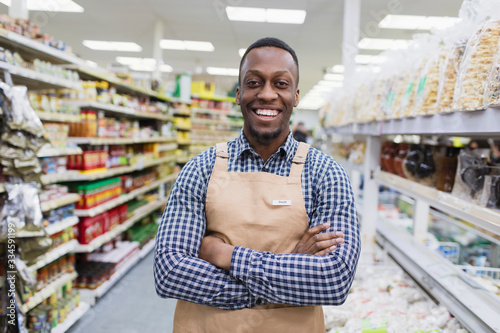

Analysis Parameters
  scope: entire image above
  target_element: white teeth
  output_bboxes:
[256,109,278,116]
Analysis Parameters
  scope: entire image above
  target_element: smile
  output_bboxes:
[254,109,280,117]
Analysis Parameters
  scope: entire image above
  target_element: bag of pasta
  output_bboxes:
[453,19,500,111]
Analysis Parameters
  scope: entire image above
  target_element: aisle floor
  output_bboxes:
[68,251,177,333]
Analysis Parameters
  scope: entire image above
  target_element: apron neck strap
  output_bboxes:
[214,142,229,171]
[289,142,310,179]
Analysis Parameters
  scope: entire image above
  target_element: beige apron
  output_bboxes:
[173,142,325,333]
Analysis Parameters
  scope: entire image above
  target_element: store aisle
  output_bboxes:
[68,251,177,333]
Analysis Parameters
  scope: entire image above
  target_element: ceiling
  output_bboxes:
[0,0,463,98]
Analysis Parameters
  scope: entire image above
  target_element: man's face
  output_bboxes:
[237,47,299,145]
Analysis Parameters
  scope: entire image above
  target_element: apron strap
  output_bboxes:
[289,142,310,181]
[214,142,229,172]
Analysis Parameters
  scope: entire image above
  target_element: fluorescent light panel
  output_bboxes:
[83,40,142,52]
[0,0,84,12]
[129,64,173,72]
[116,57,172,72]
[206,67,239,76]
[160,39,214,52]
[226,6,306,24]
[379,15,461,30]
[358,38,409,50]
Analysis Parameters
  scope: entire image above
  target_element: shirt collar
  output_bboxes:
[234,129,298,162]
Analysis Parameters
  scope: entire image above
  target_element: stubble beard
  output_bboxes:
[247,122,284,144]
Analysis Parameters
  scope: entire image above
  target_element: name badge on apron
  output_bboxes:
[272,200,291,206]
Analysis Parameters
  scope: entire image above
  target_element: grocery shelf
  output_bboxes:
[40,193,81,212]
[42,155,176,185]
[176,156,191,164]
[51,302,91,333]
[374,171,500,236]
[66,101,173,121]
[0,62,82,90]
[376,219,500,333]
[173,110,191,117]
[158,143,177,152]
[192,118,244,127]
[328,108,500,136]
[35,111,81,123]
[138,238,156,258]
[73,172,177,217]
[28,239,78,271]
[191,94,236,103]
[45,216,79,236]
[74,198,167,253]
[0,28,84,65]
[175,125,192,131]
[190,139,218,146]
[40,170,83,185]
[191,129,239,136]
[65,136,176,145]
[21,272,78,313]
[191,108,241,117]
[37,146,83,158]
[75,65,171,102]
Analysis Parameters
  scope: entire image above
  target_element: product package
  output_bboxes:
[453,19,500,111]
[402,144,442,188]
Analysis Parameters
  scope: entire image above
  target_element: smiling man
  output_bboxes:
[154,37,360,332]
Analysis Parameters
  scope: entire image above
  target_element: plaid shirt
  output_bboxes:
[154,131,360,310]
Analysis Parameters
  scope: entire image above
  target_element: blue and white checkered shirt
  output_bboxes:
[154,130,360,310]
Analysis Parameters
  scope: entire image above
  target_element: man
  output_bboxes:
[293,122,308,143]
[154,37,360,332]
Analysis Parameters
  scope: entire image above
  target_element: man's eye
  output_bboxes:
[276,81,289,87]
[247,80,260,86]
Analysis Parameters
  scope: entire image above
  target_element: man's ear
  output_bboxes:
[294,89,300,107]
[236,86,241,105]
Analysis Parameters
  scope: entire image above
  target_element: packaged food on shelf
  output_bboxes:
[437,40,468,112]
[43,203,75,227]
[453,19,500,111]
[402,144,441,188]
[485,44,500,106]
[78,213,107,244]
[436,147,460,193]
[70,177,122,210]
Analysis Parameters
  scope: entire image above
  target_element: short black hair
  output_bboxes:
[239,37,299,84]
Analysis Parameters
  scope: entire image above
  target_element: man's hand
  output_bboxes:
[293,223,344,256]
[199,235,234,271]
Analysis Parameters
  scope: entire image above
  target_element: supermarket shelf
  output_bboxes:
[170,97,192,105]
[158,143,177,152]
[191,94,236,103]
[65,136,176,145]
[41,193,81,212]
[75,65,171,102]
[41,155,176,184]
[175,125,192,131]
[37,146,83,158]
[28,239,78,271]
[173,111,191,117]
[66,101,173,121]
[45,216,79,236]
[0,28,84,65]
[192,118,244,127]
[74,198,167,253]
[35,111,81,123]
[0,62,81,90]
[376,219,500,333]
[191,129,239,136]
[21,272,78,313]
[190,139,218,146]
[40,170,82,185]
[374,171,500,236]
[328,108,500,136]
[191,108,241,117]
[51,302,91,333]
[176,156,191,164]
[138,239,156,258]
[73,172,177,217]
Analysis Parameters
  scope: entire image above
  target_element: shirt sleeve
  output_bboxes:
[154,154,260,310]
[229,161,361,306]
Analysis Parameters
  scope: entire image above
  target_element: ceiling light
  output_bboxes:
[238,48,246,57]
[129,64,173,72]
[83,40,142,52]
[0,0,84,12]
[206,67,239,76]
[379,15,461,30]
[331,65,345,73]
[355,54,386,65]
[266,8,306,24]
[160,39,214,52]
[358,38,409,50]
[116,57,155,66]
[323,73,343,81]
[226,6,306,24]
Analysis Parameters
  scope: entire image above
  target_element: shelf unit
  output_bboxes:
[41,155,177,184]
[326,107,500,332]
[28,239,78,271]
[65,136,176,145]
[37,146,83,158]
[21,272,78,313]
[72,172,176,218]
[45,216,80,236]
[40,193,81,212]
[51,302,91,333]
[78,238,156,306]
[35,111,81,123]
[64,101,173,121]
[0,62,81,90]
